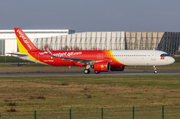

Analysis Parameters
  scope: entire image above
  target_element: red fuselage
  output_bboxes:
[30,50,125,66]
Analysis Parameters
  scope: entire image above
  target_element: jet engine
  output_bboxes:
[110,65,125,71]
[94,62,110,72]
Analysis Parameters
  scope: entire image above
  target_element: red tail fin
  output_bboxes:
[14,28,39,52]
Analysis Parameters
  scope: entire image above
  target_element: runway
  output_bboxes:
[0,72,179,77]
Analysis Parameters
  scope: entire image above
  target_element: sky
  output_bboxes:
[1,0,180,32]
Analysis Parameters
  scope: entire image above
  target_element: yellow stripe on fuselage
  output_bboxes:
[104,50,125,66]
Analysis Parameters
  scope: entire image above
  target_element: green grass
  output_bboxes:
[0,56,179,118]
[0,56,29,63]
[0,75,180,113]
[174,57,180,62]
[0,75,180,118]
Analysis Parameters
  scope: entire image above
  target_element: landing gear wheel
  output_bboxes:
[94,71,100,74]
[154,70,158,74]
[84,69,90,74]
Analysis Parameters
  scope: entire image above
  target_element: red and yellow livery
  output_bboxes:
[13,28,175,74]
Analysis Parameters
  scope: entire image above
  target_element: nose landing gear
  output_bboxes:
[153,66,158,74]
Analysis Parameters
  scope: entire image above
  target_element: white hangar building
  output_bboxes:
[0,29,75,55]
[0,29,180,56]
[33,31,180,55]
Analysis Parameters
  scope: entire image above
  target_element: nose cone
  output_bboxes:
[169,57,175,64]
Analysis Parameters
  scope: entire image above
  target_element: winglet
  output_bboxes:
[45,47,52,55]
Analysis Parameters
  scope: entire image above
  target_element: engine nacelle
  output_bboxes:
[110,65,125,71]
[94,62,110,72]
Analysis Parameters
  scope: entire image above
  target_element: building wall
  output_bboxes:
[34,31,180,55]
[0,39,5,55]
[34,32,125,50]
[1,30,180,56]
[125,32,164,50]
[157,32,180,55]
[5,39,17,53]
[125,32,180,55]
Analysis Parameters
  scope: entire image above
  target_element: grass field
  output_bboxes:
[0,75,180,113]
[0,56,179,118]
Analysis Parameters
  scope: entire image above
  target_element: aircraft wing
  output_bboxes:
[45,47,97,64]
[51,55,96,64]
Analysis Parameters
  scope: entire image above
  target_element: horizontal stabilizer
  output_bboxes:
[6,52,28,57]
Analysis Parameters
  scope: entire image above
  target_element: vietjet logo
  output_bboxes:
[53,52,82,57]
[17,29,32,50]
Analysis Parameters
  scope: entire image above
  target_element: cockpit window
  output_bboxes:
[160,54,169,57]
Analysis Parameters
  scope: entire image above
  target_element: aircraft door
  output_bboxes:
[151,51,156,60]
[36,53,39,60]
[33,52,39,61]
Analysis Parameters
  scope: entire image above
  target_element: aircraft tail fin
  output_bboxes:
[14,28,39,54]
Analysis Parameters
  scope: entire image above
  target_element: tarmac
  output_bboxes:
[0,71,179,77]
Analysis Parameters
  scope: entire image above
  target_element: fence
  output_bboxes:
[0,105,180,119]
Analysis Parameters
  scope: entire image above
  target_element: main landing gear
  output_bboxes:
[153,66,158,74]
[84,64,91,74]
[84,69,100,74]
[84,64,100,74]
[94,71,100,74]
[84,69,90,74]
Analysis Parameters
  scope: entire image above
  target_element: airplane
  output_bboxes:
[10,28,175,74]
